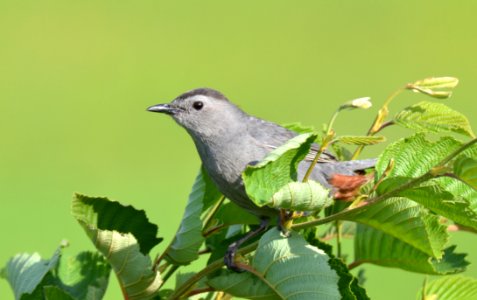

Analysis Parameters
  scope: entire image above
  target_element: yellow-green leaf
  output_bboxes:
[394,101,475,137]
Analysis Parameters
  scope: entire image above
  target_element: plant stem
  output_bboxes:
[169,242,259,300]
[335,220,342,258]
[185,287,215,298]
[302,142,328,182]
[352,88,404,159]
[435,138,477,167]
[348,260,364,270]
[115,272,129,300]
[202,195,226,232]
[161,265,179,288]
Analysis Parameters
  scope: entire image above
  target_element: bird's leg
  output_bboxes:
[224,218,269,272]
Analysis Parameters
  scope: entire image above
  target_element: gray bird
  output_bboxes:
[148,88,376,270]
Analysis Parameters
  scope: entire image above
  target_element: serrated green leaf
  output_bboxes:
[72,194,162,300]
[56,251,111,300]
[268,180,332,211]
[305,232,369,300]
[2,247,61,300]
[376,134,477,229]
[208,228,341,300]
[71,194,162,254]
[437,140,477,211]
[416,275,477,300]
[43,286,75,300]
[379,178,477,230]
[334,135,386,145]
[376,134,461,178]
[165,167,222,265]
[355,224,468,274]
[454,156,477,190]
[242,133,317,206]
[345,197,448,258]
[394,101,475,137]
[407,76,459,99]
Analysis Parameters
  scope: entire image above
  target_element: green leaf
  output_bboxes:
[2,246,62,300]
[375,133,461,179]
[436,141,477,211]
[282,122,317,134]
[454,156,477,190]
[55,251,111,300]
[242,133,317,206]
[71,194,162,254]
[267,181,333,211]
[214,201,259,226]
[43,286,75,300]
[72,194,162,300]
[407,76,459,99]
[305,231,369,300]
[394,101,475,137]
[165,167,222,265]
[376,134,477,229]
[321,221,356,241]
[380,179,477,230]
[354,224,468,274]
[345,197,448,258]
[334,135,386,146]
[208,228,341,300]
[416,275,477,300]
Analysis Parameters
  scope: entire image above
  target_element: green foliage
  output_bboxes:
[55,252,111,300]
[268,181,332,211]
[406,76,459,99]
[334,135,386,145]
[208,228,342,300]
[3,77,477,299]
[242,133,317,206]
[346,197,448,258]
[164,167,222,265]
[394,101,475,137]
[1,247,61,300]
[354,224,468,274]
[416,276,477,300]
[1,245,111,300]
[454,156,477,190]
[72,194,162,300]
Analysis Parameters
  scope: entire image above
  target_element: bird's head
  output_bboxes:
[148,88,246,140]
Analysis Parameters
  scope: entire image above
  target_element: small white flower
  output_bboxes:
[350,97,372,109]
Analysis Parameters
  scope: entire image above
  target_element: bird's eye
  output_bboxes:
[192,101,204,110]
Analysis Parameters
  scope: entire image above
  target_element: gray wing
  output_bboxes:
[246,116,336,163]
[245,116,377,187]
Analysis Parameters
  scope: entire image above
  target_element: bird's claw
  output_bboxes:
[224,242,245,272]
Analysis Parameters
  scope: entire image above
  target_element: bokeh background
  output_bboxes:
[1,1,476,299]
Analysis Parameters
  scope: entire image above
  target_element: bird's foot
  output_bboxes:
[224,242,246,272]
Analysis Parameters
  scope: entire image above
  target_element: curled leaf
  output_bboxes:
[406,76,459,99]
[243,133,317,206]
[269,180,333,211]
[72,194,162,300]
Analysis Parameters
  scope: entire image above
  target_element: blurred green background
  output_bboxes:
[1,1,476,299]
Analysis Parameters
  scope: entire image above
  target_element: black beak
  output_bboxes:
[147,103,181,115]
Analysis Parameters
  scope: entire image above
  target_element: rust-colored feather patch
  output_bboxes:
[329,173,373,200]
